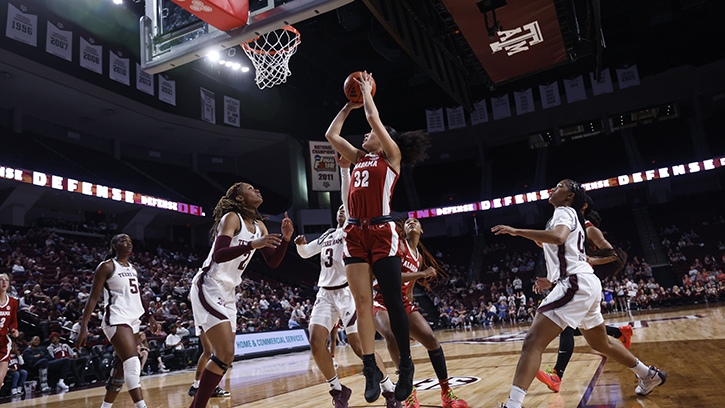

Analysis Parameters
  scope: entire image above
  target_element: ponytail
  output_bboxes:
[104,234,126,261]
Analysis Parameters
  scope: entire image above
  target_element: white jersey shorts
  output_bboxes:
[537,273,605,331]
[309,285,358,334]
[190,271,237,336]
[102,319,141,341]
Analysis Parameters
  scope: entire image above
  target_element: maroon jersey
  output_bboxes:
[8,353,20,371]
[47,343,72,359]
[0,296,18,337]
[348,153,398,219]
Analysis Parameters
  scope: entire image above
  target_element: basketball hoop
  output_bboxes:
[241,26,301,90]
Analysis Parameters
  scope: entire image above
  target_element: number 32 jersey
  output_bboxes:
[102,259,145,327]
[296,228,347,288]
[349,153,398,219]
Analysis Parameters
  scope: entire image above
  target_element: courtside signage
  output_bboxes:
[0,164,204,216]
[409,156,725,219]
[234,329,310,357]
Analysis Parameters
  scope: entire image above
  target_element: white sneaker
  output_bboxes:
[635,366,667,396]
[158,364,170,373]
[11,387,20,396]
[41,383,51,393]
[57,379,70,390]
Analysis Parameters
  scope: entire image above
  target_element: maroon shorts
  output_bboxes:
[0,335,10,362]
[372,293,417,316]
[343,221,401,265]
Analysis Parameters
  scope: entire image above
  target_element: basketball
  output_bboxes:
[344,71,376,103]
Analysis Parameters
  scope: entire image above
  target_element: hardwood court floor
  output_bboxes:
[7,304,725,408]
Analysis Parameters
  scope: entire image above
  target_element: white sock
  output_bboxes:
[629,359,651,378]
[506,385,526,408]
[380,376,394,392]
[193,380,200,388]
[134,400,147,408]
[327,375,342,391]
[101,402,113,408]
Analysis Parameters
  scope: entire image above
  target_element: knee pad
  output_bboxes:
[108,353,121,379]
[122,357,142,391]
[105,377,125,392]
[210,354,228,373]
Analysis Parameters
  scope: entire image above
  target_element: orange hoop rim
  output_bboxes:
[241,26,300,56]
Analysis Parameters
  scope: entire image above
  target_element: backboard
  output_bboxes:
[140,0,353,74]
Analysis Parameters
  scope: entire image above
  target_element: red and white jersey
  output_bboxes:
[348,153,398,218]
[400,240,421,299]
[47,343,73,359]
[101,259,145,328]
[0,295,18,337]
[296,228,347,288]
[8,353,21,371]
[200,213,261,288]
[543,207,594,282]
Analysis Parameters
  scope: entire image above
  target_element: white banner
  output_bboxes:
[224,96,240,127]
[616,65,641,89]
[491,95,512,120]
[309,141,341,192]
[109,51,130,86]
[159,76,176,106]
[564,75,586,103]
[200,87,215,124]
[46,21,72,61]
[5,3,37,47]
[425,109,445,133]
[79,37,102,75]
[590,68,613,96]
[514,88,535,115]
[234,329,309,357]
[135,63,154,95]
[470,99,489,125]
[446,106,466,129]
[539,82,561,109]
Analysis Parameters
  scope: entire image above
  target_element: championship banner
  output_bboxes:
[470,99,489,125]
[46,20,72,61]
[234,329,309,357]
[446,106,466,129]
[79,36,102,75]
[491,94,512,120]
[539,82,561,109]
[5,3,37,47]
[159,76,176,105]
[109,51,130,86]
[309,141,340,192]
[224,96,240,127]
[564,75,586,103]
[136,63,154,95]
[514,88,535,115]
[590,68,614,96]
[425,108,445,133]
[200,87,216,124]
[616,65,641,89]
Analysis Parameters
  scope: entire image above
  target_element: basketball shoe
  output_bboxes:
[394,363,415,401]
[619,325,633,350]
[329,384,352,408]
[188,385,198,397]
[635,366,667,396]
[441,387,468,408]
[363,366,383,402]
[212,386,231,397]
[535,365,561,392]
[403,388,420,408]
[383,391,402,408]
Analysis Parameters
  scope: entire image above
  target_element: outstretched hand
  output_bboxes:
[491,225,518,236]
[354,71,375,95]
[281,211,294,241]
[251,234,282,249]
[294,235,307,246]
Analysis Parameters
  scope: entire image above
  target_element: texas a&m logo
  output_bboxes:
[489,21,543,56]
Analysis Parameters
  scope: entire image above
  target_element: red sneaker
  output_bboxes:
[619,325,633,350]
[441,387,468,408]
[403,388,420,408]
[535,366,561,392]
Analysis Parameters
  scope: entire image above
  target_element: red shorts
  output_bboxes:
[0,335,10,362]
[372,293,417,316]
[343,221,401,265]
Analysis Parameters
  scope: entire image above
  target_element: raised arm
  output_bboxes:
[259,213,293,269]
[325,103,366,164]
[358,72,401,171]
[335,154,352,217]
[294,232,325,259]
[491,224,570,245]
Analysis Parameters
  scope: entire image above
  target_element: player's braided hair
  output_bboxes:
[388,127,430,167]
[210,182,267,242]
[396,219,446,290]
[104,233,129,261]
[583,195,602,228]
[581,195,628,279]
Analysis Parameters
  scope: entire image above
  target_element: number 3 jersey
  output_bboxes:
[349,153,398,219]
[543,206,594,282]
[102,259,145,327]
[200,213,261,288]
[296,228,347,288]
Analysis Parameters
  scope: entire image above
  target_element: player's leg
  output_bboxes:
[189,331,212,397]
[189,322,235,408]
[107,325,146,407]
[373,308,400,368]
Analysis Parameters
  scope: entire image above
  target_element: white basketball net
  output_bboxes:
[242,26,300,90]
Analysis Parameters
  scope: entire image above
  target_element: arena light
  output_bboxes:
[241,66,250,72]
[206,51,220,62]
[113,0,123,4]
[232,63,241,70]
[0,163,205,217]
[408,156,725,219]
